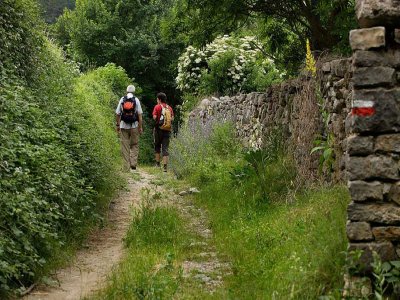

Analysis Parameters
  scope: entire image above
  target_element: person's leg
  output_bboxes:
[130,127,139,169]
[161,131,170,172]
[120,129,131,170]
[154,128,162,167]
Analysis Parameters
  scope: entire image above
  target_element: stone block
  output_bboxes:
[347,221,374,241]
[356,0,400,28]
[347,155,400,181]
[396,29,400,44]
[322,62,331,73]
[347,135,374,155]
[350,27,386,50]
[343,275,372,299]
[353,67,395,87]
[373,226,400,241]
[349,241,397,273]
[348,180,383,201]
[348,202,400,224]
[354,50,400,68]
[330,59,351,77]
[348,88,400,134]
[375,134,400,153]
[354,50,385,67]
[389,182,400,205]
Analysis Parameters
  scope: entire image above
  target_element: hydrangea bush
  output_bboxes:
[176,35,283,96]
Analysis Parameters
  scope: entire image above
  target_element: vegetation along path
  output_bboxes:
[25,171,155,300]
[25,169,230,299]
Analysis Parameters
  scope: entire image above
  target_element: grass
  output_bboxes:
[93,124,350,299]
[197,183,349,299]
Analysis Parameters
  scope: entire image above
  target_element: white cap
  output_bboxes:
[126,85,135,93]
[127,93,134,99]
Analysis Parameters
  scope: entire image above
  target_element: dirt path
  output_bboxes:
[173,195,232,295]
[25,170,154,300]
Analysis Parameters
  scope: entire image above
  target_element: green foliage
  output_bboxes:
[372,253,400,299]
[177,35,283,96]
[0,0,44,82]
[37,0,75,23]
[170,120,349,298]
[93,191,188,299]
[0,1,132,293]
[166,0,356,76]
[53,0,184,104]
[169,121,241,183]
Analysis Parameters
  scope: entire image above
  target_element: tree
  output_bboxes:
[53,0,185,105]
[180,0,355,51]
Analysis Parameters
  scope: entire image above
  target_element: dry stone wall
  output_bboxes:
[190,59,352,181]
[346,0,400,272]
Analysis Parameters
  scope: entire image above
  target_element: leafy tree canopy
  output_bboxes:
[164,0,356,74]
[37,0,75,23]
[54,0,185,105]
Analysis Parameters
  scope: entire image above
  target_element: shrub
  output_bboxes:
[0,1,134,293]
[176,35,283,96]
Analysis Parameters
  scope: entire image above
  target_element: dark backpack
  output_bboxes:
[121,95,138,124]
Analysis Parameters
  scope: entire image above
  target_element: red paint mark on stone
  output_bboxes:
[352,107,376,117]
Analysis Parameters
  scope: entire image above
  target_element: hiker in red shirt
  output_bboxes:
[152,92,174,172]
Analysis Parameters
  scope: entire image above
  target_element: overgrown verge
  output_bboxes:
[0,0,133,295]
[169,121,350,298]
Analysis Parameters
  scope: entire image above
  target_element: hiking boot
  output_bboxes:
[130,166,137,173]
[163,164,167,173]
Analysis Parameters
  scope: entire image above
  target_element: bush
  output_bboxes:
[176,35,283,96]
[0,1,133,293]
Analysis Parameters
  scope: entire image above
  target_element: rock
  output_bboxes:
[348,88,400,134]
[179,191,188,196]
[395,29,400,44]
[350,27,386,51]
[343,274,372,298]
[389,182,400,205]
[348,202,400,225]
[375,134,400,153]
[189,187,200,194]
[200,98,210,109]
[347,221,374,241]
[353,49,400,68]
[373,226,400,241]
[348,180,383,201]
[347,135,374,155]
[347,155,400,181]
[322,62,331,73]
[330,59,351,77]
[348,241,397,273]
[356,0,400,28]
[353,67,395,87]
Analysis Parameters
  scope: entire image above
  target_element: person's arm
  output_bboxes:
[136,99,144,134]
[116,114,121,133]
[138,113,143,134]
[116,99,122,133]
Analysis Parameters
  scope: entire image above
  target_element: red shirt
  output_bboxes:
[152,103,174,124]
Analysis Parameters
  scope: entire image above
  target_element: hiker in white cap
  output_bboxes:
[115,85,143,171]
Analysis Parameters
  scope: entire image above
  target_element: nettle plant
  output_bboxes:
[176,35,283,96]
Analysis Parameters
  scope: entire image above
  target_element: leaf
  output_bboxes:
[310,146,325,154]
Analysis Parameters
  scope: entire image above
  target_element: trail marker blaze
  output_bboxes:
[352,100,375,117]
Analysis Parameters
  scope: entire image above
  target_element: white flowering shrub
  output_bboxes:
[176,35,283,96]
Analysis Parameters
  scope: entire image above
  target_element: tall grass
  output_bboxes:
[170,121,350,298]
[93,191,190,299]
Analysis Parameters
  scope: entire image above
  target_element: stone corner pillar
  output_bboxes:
[346,0,400,277]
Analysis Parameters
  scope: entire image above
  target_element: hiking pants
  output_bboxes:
[120,128,139,169]
[154,127,170,156]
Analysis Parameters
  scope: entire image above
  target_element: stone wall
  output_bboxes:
[346,0,400,274]
[190,58,352,181]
